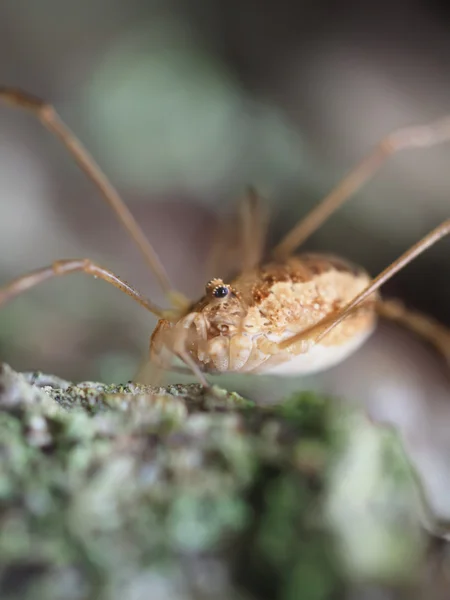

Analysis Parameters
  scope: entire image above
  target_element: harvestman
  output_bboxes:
[0,87,450,388]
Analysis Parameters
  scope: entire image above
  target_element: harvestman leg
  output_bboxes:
[207,186,269,279]
[0,259,166,317]
[0,259,212,386]
[0,87,190,311]
[376,299,450,365]
[274,116,450,259]
[279,220,450,355]
[238,186,269,272]
[0,87,214,385]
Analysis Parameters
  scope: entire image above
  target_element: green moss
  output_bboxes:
[275,391,329,437]
[0,363,428,600]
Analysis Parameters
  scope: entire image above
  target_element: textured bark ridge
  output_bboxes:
[0,363,437,600]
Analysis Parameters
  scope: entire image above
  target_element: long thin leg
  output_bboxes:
[279,219,450,349]
[239,186,269,272]
[376,299,450,364]
[273,117,450,259]
[0,87,190,311]
[206,187,269,279]
[0,261,214,385]
[0,258,166,317]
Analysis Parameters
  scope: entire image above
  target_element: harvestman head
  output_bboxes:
[0,86,450,388]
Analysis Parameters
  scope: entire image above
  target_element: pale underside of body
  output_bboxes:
[150,253,378,376]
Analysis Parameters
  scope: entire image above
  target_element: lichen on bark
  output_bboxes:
[0,362,431,600]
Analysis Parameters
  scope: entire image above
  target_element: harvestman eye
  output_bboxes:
[213,286,229,299]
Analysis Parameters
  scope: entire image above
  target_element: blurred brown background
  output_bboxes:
[0,0,450,387]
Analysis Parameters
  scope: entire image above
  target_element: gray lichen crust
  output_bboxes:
[0,363,430,600]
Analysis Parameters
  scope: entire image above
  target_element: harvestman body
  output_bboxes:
[0,87,450,388]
